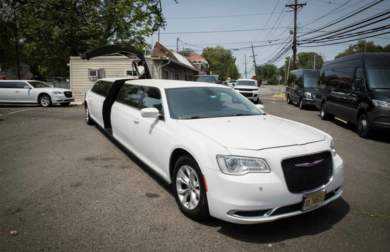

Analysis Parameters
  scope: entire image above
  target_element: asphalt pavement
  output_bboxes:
[0,91,389,251]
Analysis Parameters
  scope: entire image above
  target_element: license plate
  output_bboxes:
[302,190,326,211]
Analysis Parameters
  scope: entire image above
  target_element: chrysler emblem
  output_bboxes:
[295,158,324,168]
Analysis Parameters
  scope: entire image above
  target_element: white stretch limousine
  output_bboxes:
[85,78,344,224]
[0,80,73,107]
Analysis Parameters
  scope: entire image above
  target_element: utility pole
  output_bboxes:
[286,0,306,67]
[157,0,162,42]
[250,42,257,77]
[176,37,179,52]
[244,55,248,79]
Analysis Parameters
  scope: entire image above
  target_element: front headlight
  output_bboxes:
[330,138,336,157]
[372,99,390,109]
[216,155,270,175]
[304,91,312,99]
[52,91,63,95]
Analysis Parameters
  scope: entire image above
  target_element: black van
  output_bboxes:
[286,69,319,109]
[316,53,390,137]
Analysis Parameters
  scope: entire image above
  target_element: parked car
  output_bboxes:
[0,80,74,107]
[193,75,222,84]
[315,53,390,138]
[85,78,344,224]
[286,69,319,109]
[234,78,261,104]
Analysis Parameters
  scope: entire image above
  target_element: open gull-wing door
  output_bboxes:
[81,45,151,79]
[82,45,151,131]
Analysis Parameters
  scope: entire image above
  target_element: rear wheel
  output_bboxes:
[320,102,332,120]
[357,113,371,138]
[173,156,209,221]
[39,94,51,107]
[85,104,94,125]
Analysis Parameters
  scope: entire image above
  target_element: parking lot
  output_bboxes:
[1,89,389,251]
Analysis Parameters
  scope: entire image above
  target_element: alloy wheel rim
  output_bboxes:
[85,108,89,122]
[41,97,49,106]
[176,165,200,210]
[359,117,367,132]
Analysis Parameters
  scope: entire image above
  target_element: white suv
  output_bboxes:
[0,80,73,107]
[234,79,261,103]
[85,78,344,224]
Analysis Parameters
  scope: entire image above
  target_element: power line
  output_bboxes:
[300,30,390,47]
[167,11,286,20]
[300,9,390,42]
[299,0,384,37]
[160,26,289,35]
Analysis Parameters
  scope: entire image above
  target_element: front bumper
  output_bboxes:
[238,91,259,101]
[52,96,74,104]
[204,145,344,224]
[368,107,390,130]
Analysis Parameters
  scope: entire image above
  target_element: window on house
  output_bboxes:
[88,68,105,81]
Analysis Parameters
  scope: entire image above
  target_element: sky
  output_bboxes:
[148,0,390,77]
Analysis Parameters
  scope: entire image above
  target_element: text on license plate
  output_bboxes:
[303,190,326,211]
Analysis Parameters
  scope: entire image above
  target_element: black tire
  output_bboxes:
[85,104,94,125]
[357,113,371,138]
[173,155,209,221]
[299,99,305,110]
[286,94,292,104]
[320,102,332,120]
[39,94,52,107]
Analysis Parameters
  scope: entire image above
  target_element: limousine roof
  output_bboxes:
[125,79,228,89]
[324,52,390,65]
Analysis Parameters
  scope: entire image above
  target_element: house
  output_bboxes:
[150,42,199,80]
[69,42,198,102]
[183,52,209,74]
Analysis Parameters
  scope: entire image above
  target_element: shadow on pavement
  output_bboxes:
[214,198,350,244]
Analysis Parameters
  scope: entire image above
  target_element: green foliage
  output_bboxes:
[0,0,165,78]
[255,64,279,84]
[201,47,239,80]
[335,40,387,58]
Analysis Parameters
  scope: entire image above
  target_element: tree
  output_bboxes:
[201,47,239,80]
[0,0,165,78]
[255,64,279,84]
[335,40,385,58]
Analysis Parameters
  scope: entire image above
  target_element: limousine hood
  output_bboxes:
[178,115,326,150]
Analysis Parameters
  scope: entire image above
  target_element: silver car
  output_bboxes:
[0,80,74,107]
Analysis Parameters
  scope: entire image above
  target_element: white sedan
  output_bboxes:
[84,78,343,224]
[0,80,73,107]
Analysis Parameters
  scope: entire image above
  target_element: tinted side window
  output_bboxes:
[141,87,163,112]
[0,82,26,88]
[116,84,144,108]
[91,81,112,97]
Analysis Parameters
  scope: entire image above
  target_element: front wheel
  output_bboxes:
[320,102,332,120]
[299,99,305,110]
[173,156,209,221]
[286,94,292,104]
[39,94,52,107]
[357,113,371,138]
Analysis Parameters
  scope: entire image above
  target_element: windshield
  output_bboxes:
[236,80,256,86]
[366,67,390,89]
[304,72,319,87]
[28,81,50,88]
[166,87,263,119]
[195,75,218,83]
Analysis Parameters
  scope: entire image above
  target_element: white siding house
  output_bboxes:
[69,56,135,102]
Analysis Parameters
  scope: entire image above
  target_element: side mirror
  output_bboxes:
[256,104,265,111]
[140,107,160,118]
